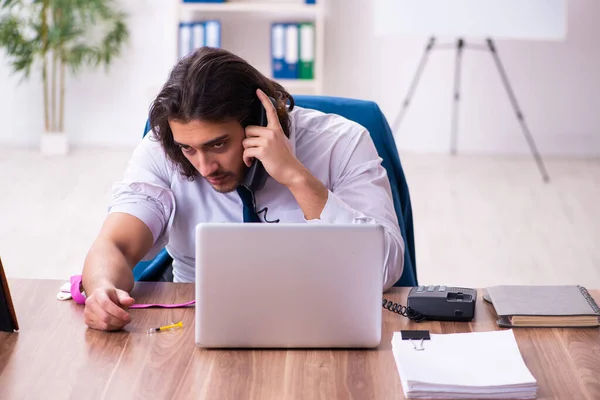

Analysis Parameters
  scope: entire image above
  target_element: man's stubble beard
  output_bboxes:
[205,164,249,194]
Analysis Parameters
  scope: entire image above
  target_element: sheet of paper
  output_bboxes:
[391,330,537,389]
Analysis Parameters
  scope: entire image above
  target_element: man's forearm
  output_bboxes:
[286,166,329,220]
[82,240,135,295]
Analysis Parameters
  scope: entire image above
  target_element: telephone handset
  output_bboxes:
[242,96,277,192]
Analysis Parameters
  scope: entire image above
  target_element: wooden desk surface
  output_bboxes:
[0,279,598,400]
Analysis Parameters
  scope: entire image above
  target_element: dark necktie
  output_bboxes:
[236,186,261,223]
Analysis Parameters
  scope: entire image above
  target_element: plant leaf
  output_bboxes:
[1,0,130,79]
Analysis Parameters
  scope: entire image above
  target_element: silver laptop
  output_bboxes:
[194,223,384,348]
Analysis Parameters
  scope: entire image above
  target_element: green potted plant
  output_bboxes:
[0,0,129,155]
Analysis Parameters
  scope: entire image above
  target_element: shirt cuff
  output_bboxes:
[306,190,367,224]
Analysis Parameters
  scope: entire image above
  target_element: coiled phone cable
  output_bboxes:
[382,298,426,322]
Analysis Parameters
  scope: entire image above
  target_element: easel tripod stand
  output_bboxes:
[392,37,550,182]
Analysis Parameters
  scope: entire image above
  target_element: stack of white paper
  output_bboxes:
[391,330,538,399]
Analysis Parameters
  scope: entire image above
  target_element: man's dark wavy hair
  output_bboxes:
[148,47,295,181]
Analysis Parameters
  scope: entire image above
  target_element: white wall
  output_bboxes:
[326,0,600,156]
[0,0,177,147]
[1,0,599,156]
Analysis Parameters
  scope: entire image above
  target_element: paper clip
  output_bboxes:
[400,330,430,351]
[409,338,426,351]
[147,321,183,334]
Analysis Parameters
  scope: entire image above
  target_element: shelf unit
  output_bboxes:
[181,1,319,14]
[177,0,325,95]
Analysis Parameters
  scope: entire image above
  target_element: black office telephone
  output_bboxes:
[383,285,477,322]
[243,95,277,192]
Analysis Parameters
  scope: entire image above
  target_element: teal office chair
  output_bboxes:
[133,95,418,286]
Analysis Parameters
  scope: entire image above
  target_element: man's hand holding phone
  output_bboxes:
[242,89,307,188]
[243,88,329,220]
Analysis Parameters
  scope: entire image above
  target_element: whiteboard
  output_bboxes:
[373,0,567,40]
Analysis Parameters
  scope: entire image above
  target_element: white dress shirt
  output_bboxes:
[108,106,405,290]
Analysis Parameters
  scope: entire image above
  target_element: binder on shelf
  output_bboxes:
[283,23,299,79]
[271,23,286,79]
[271,21,317,81]
[192,22,205,51]
[298,22,315,79]
[180,20,221,58]
[204,20,221,48]
[178,22,193,59]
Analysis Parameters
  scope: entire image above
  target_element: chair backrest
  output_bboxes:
[293,95,417,287]
[137,95,418,286]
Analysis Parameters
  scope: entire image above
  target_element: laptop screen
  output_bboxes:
[0,258,19,332]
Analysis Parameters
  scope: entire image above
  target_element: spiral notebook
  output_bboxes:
[484,285,600,328]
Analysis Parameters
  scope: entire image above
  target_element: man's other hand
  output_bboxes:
[83,286,135,331]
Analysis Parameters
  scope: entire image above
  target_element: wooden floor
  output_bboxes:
[1,146,599,289]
